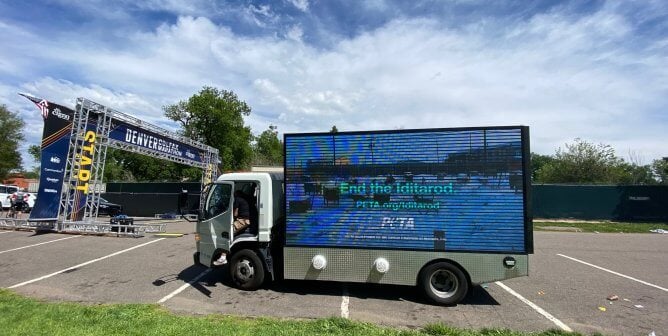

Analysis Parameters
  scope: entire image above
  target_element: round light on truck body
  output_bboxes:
[374,257,390,273]
[312,255,327,270]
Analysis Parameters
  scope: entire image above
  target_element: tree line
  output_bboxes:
[2,87,667,184]
[531,138,667,185]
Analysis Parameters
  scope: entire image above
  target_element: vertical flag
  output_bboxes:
[21,94,74,220]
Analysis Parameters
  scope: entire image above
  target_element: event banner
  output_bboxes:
[284,127,529,253]
[21,94,73,220]
[108,120,203,164]
[70,124,98,221]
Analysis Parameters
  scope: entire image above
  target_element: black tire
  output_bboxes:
[419,261,469,305]
[229,249,265,290]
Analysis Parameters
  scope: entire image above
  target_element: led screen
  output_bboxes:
[285,127,528,253]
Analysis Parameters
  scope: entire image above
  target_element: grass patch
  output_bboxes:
[534,220,668,233]
[0,289,588,336]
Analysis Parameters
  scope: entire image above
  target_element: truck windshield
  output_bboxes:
[204,183,232,220]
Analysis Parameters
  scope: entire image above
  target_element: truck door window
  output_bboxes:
[204,184,232,220]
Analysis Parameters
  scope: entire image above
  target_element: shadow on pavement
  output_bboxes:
[152,264,214,298]
[164,265,499,306]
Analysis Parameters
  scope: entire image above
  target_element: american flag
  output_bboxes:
[37,99,49,119]
[18,93,50,120]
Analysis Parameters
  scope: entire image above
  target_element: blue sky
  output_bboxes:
[1,0,666,169]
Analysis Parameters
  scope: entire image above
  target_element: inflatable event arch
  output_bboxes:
[14,94,219,233]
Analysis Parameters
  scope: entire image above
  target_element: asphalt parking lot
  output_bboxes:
[0,222,665,335]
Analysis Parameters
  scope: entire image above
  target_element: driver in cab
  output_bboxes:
[213,190,250,266]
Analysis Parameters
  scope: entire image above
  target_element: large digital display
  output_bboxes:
[284,127,529,253]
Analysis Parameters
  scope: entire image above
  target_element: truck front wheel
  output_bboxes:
[419,261,469,305]
[229,249,265,290]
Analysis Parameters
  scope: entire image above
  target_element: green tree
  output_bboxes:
[26,144,42,177]
[652,158,668,184]
[103,149,134,182]
[535,138,626,184]
[530,153,555,182]
[0,105,24,179]
[253,125,283,166]
[103,149,201,182]
[330,125,338,133]
[164,87,252,171]
[28,144,41,162]
[615,162,656,185]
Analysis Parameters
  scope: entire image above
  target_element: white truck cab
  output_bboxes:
[193,172,284,289]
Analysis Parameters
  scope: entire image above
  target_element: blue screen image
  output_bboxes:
[284,127,528,253]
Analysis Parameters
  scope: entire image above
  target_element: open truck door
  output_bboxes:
[195,181,234,266]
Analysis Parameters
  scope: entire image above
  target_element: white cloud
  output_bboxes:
[286,25,304,41]
[1,4,666,168]
[288,0,309,12]
[245,4,279,28]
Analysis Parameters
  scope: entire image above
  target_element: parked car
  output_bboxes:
[98,197,123,216]
[25,193,36,210]
[0,185,19,209]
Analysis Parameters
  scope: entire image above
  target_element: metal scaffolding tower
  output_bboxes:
[54,98,219,234]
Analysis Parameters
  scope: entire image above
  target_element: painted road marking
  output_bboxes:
[157,269,211,303]
[0,235,81,255]
[153,233,184,238]
[0,231,14,234]
[557,254,667,292]
[8,238,166,289]
[341,285,350,319]
[495,281,572,332]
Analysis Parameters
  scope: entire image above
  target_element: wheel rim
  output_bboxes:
[429,269,458,299]
[234,259,255,283]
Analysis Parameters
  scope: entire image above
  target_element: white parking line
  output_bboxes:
[0,231,14,234]
[0,236,81,255]
[341,286,349,319]
[495,281,572,332]
[557,254,668,292]
[157,269,211,303]
[8,238,165,289]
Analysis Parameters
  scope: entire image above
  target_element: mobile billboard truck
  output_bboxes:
[188,126,532,305]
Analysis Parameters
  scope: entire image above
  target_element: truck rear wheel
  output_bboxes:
[229,249,265,290]
[419,261,468,305]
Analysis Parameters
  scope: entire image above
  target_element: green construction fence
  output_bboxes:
[101,182,668,221]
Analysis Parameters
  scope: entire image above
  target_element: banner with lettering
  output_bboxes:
[21,94,73,221]
[108,120,204,164]
[70,126,99,221]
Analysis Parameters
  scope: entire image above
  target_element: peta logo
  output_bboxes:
[52,108,71,121]
[50,156,61,164]
[186,151,196,159]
